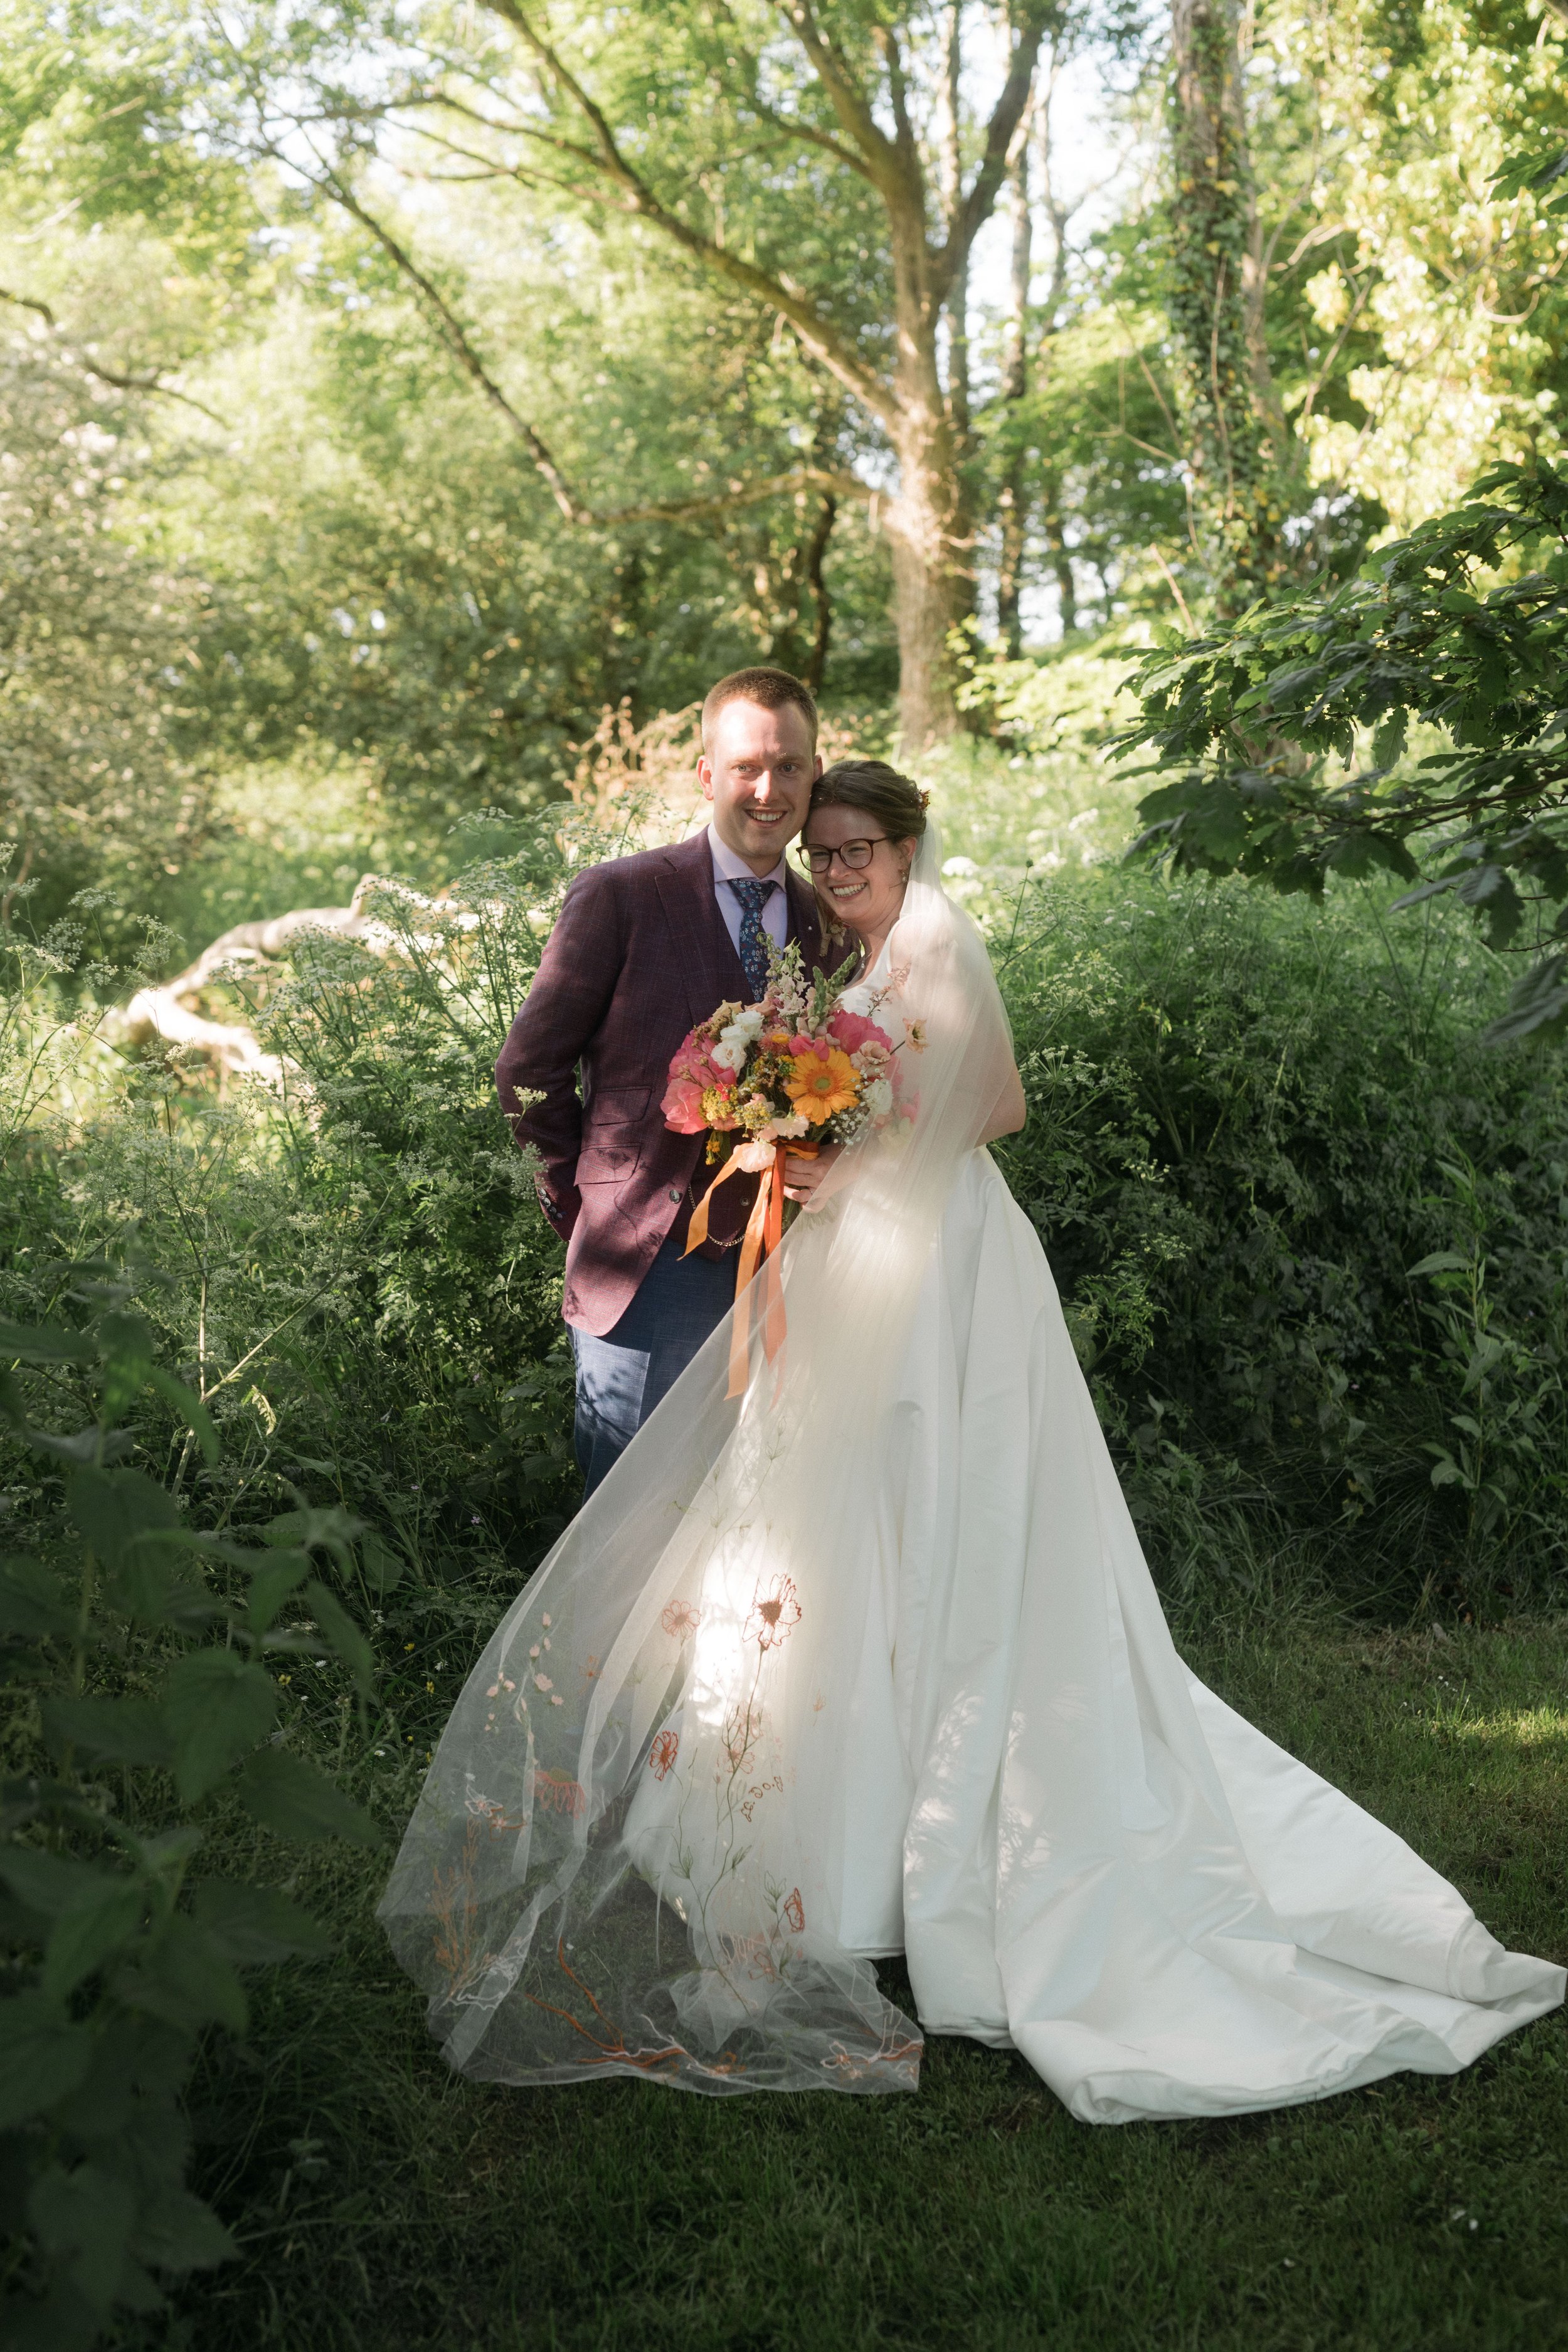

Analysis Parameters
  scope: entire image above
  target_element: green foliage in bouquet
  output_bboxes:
[1118,456,1568,1045]
[0,1288,381,2351]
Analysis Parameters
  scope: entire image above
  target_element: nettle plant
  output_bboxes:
[0,1277,381,2351]
[1119,455,1568,1046]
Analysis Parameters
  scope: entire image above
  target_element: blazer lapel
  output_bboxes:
[655,831,748,1030]
[785,867,827,973]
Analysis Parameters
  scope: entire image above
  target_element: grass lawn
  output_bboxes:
[177,1613,1568,2352]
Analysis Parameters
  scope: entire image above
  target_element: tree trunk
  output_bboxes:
[1167,0,1280,610]
[1041,467,1076,635]
[802,494,836,692]
[884,305,970,747]
[996,135,1033,657]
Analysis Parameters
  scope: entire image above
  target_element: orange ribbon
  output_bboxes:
[684,1142,810,1397]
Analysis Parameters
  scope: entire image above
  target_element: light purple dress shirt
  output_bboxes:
[706,822,790,962]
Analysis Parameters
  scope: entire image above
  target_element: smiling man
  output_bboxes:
[496,667,830,1496]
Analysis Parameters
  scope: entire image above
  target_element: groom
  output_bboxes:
[496,667,830,1494]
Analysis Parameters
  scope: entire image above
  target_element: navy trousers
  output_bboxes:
[570,1227,737,1497]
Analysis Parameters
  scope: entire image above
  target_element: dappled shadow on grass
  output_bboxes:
[168,1618,1568,2352]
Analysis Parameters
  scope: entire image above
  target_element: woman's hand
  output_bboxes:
[782,1142,842,1205]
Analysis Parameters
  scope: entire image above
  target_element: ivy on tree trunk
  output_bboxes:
[1167,0,1280,611]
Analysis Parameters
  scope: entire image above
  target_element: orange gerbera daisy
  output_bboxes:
[784,1045,860,1125]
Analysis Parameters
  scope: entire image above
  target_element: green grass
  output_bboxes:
[175,1611,1568,2352]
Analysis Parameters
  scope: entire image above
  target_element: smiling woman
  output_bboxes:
[802,759,928,971]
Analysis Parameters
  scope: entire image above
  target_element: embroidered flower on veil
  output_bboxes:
[744,1576,802,1651]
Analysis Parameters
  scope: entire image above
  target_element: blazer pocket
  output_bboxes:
[576,1142,642,1185]
[589,1086,651,1126]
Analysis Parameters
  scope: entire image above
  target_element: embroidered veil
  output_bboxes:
[378,827,1016,2092]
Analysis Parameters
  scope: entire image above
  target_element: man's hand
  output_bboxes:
[782,1142,842,1205]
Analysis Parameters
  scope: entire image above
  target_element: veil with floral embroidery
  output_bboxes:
[377,824,1017,2092]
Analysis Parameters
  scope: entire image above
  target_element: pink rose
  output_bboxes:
[828,1010,894,1057]
[662,1076,708,1133]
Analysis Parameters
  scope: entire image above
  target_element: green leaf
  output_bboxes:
[43,1878,147,2003]
[1407,1252,1472,1279]
[30,1425,123,1466]
[160,1652,277,1803]
[27,2160,136,2320]
[114,1914,247,2035]
[66,1467,179,1572]
[1371,709,1408,769]
[134,2183,236,2275]
[263,1503,363,1564]
[143,1365,218,1467]
[303,1579,375,1698]
[0,2275,105,2352]
[0,1557,77,1641]
[103,1536,218,1630]
[238,1748,383,1848]
[1482,950,1568,1047]
[0,1992,95,2129]
[0,1322,95,1365]
[245,1551,310,1636]
[1455,863,1523,950]
[0,1849,112,1921]
[358,1532,408,1596]
[41,1696,173,1771]
[188,1880,331,1965]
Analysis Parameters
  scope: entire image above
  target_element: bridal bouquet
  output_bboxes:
[660,943,916,1393]
[660,941,911,1175]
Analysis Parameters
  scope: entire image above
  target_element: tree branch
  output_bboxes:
[480,0,897,426]
[935,4,1051,295]
[314,169,590,522]
[0,286,228,423]
[707,4,878,184]
[773,2,903,193]
[608,465,870,527]
[288,168,875,539]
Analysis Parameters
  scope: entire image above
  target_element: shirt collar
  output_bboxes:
[707,820,787,892]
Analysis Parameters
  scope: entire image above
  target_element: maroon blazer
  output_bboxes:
[495,829,829,1337]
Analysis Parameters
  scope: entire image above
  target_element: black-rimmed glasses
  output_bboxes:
[795,836,889,875]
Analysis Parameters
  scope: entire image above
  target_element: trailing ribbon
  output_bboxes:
[683,1142,812,1397]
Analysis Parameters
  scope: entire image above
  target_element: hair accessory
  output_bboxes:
[918,790,931,810]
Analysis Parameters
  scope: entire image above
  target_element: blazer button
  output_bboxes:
[668,1187,682,1203]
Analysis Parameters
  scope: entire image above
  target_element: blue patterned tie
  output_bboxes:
[726,877,778,1003]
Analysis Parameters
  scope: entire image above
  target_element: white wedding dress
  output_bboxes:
[381,833,1562,2122]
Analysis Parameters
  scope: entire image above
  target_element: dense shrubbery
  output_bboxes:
[5,803,1568,2340]
[996,874,1568,1608]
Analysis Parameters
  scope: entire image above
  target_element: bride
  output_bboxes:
[380,761,1562,2122]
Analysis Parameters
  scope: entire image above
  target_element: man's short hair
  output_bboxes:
[701,666,818,753]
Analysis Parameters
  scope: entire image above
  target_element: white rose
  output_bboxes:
[863,1078,893,1118]
[734,1006,765,1036]
[709,1039,746,1072]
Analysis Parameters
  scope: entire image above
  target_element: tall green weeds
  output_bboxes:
[5,793,1568,2343]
